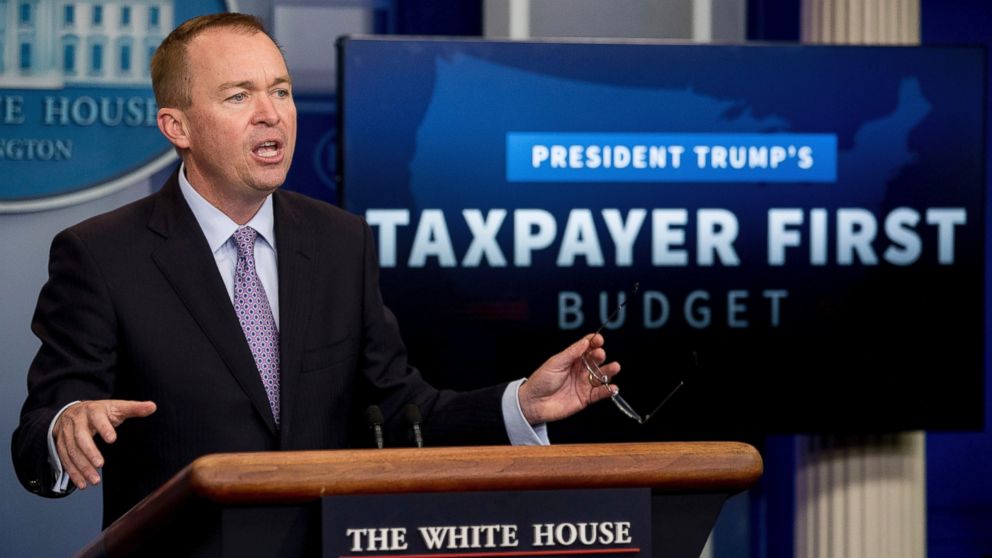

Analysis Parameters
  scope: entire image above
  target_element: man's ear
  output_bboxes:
[157,107,191,150]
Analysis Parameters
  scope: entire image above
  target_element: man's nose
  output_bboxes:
[251,94,280,125]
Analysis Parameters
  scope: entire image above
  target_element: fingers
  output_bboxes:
[597,360,621,380]
[110,400,157,425]
[585,346,607,365]
[585,360,621,392]
[586,332,605,350]
[73,417,105,482]
[90,411,118,444]
[55,411,103,488]
[55,423,88,489]
[589,383,618,403]
[54,399,156,489]
[581,333,608,356]
[559,335,593,362]
[576,333,615,372]
[559,332,612,361]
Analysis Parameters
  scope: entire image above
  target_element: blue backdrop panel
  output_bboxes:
[339,39,984,438]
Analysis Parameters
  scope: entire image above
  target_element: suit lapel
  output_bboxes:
[147,173,279,435]
[272,191,315,446]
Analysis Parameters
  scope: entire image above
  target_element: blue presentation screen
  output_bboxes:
[339,38,985,437]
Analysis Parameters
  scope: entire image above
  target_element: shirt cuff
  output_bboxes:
[502,378,549,446]
[47,401,80,494]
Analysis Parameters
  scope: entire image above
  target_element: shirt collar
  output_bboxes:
[177,163,276,254]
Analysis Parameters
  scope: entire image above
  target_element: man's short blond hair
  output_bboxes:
[151,13,269,109]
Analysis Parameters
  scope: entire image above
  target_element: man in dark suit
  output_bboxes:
[12,13,620,531]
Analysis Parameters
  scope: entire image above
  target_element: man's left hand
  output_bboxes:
[518,333,620,425]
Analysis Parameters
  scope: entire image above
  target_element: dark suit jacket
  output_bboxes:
[12,169,509,529]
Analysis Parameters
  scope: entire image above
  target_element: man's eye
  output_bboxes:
[229,92,247,102]
[275,89,290,98]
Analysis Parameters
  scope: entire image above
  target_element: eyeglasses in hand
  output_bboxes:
[582,283,685,425]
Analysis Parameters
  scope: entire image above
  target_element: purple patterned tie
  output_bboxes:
[232,226,280,425]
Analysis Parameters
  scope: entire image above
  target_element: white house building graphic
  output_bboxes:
[0,0,173,88]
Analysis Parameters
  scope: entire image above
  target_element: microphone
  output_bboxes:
[365,405,384,449]
[404,404,424,448]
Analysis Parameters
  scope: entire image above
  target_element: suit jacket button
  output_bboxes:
[28,479,41,491]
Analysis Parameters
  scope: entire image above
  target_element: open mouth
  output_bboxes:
[253,140,282,159]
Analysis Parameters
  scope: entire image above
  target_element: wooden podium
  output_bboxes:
[77,442,762,558]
